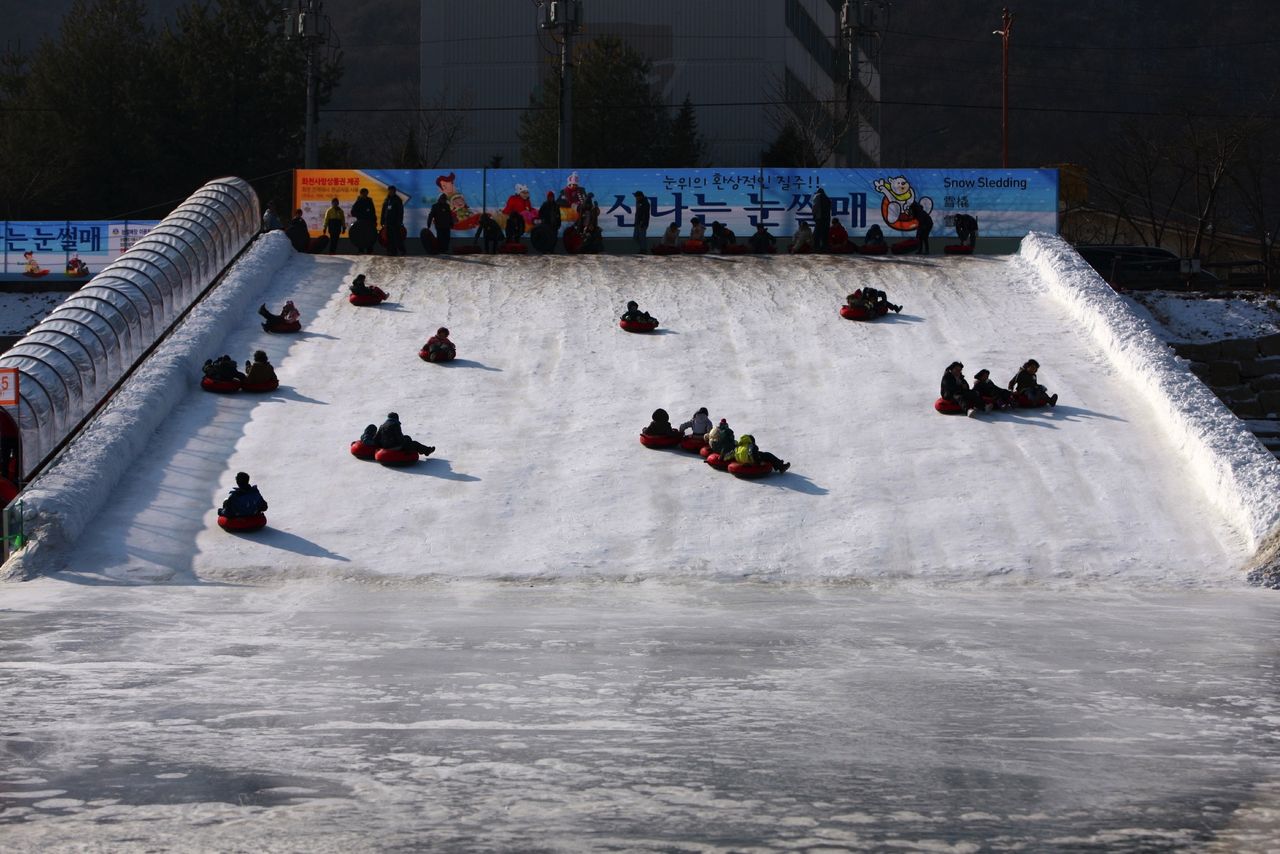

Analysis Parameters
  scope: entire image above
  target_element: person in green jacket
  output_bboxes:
[323,197,345,254]
[732,434,790,472]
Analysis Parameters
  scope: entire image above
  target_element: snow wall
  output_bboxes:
[1022,232,1280,552]
[0,178,259,481]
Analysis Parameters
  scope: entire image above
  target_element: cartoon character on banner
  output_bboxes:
[501,184,537,229]
[23,251,50,278]
[556,171,586,223]
[436,172,480,231]
[872,175,934,231]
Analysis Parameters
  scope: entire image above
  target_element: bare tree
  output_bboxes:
[337,82,470,169]
[1082,119,1190,248]
[1226,115,1280,287]
[763,71,857,167]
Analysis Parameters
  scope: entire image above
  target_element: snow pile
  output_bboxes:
[4,233,294,579]
[1125,290,1280,344]
[1021,232,1280,549]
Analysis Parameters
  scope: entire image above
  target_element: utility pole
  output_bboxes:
[840,1,858,168]
[284,0,331,169]
[993,7,1014,168]
[540,1,583,169]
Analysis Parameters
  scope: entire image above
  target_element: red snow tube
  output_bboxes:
[840,304,871,320]
[418,347,457,363]
[23,269,50,278]
[1012,391,1053,408]
[944,244,974,255]
[499,242,527,254]
[241,378,279,393]
[651,244,680,256]
[704,452,730,471]
[679,434,708,453]
[791,244,813,255]
[453,245,481,256]
[722,243,748,255]
[830,243,856,254]
[264,318,301,333]
[639,432,680,449]
[562,229,584,254]
[859,243,888,255]
[682,240,708,254]
[350,440,378,460]
[0,477,17,505]
[348,290,387,307]
[218,513,267,532]
[201,376,241,393]
[699,445,713,458]
[934,397,965,414]
[891,238,920,254]
[728,461,772,479]
[375,447,420,466]
[620,318,659,333]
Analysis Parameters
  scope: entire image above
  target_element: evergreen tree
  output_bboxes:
[666,96,707,167]
[519,36,667,168]
[761,122,820,168]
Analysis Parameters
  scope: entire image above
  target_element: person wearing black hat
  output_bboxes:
[678,406,713,438]
[642,408,680,439]
[424,327,455,361]
[620,300,656,325]
[748,223,777,254]
[374,412,435,456]
[219,472,268,519]
[706,418,736,457]
[709,221,737,253]
[941,361,983,416]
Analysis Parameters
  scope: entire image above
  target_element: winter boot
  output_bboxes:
[1049,394,1058,407]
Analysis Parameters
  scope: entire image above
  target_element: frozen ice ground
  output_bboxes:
[3,235,1280,849]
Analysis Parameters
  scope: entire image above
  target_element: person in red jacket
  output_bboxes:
[829,218,850,250]
[423,327,456,361]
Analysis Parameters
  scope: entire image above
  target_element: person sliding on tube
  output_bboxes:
[219,472,268,519]
[847,287,901,315]
[941,361,983,417]
[244,350,277,386]
[374,412,435,457]
[424,327,455,361]
[642,408,680,439]
[679,406,713,438]
[953,213,978,247]
[349,274,375,297]
[748,224,777,253]
[258,300,300,330]
[972,368,1013,411]
[864,224,886,248]
[621,301,656,325]
[203,354,245,383]
[1008,359,1058,407]
[706,418,736,457]
[732,434,790,472]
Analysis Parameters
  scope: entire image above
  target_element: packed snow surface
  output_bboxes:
[11,232,1276,587]
[1126,289,1280,343]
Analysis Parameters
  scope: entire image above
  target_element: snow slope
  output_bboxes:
[9,233,1277,587]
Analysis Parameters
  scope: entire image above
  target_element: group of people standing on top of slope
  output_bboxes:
[941,359,1058,417]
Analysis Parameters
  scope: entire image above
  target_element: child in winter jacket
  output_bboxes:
[1008,359,1058,407]
[244,351,277,386]
[219,472,268,518]
[679,407,713,438]
[642,408,680,438]
[706,419,736,456]
[732,434,790,472]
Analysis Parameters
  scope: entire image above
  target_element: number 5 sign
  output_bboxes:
[0,368,17,406]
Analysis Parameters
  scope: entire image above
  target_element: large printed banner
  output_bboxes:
[295,168,1058,240]
[2,221,160,283]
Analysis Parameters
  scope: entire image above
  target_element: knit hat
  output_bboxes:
[696,407,708,415]
[387,412,399,420]
[627,301,638,310]
[437,327,449,337]
[719,418,728,425]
